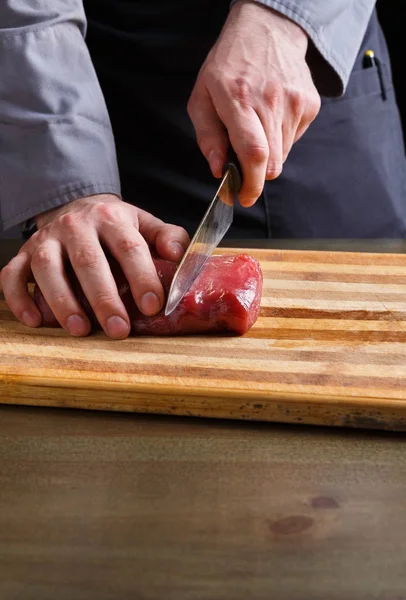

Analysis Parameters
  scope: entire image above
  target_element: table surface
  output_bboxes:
[1,239,406,599]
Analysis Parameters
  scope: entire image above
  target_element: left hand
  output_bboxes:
[187,0,321,207]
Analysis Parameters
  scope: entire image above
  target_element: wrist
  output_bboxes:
[230,0,308,54]
[34,193,121,229]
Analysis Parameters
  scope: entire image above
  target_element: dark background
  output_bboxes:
[377,1,405,141]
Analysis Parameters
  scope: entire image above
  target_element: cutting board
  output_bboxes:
[1,248,406,430]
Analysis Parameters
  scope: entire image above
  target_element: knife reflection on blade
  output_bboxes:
[164,150,242,316]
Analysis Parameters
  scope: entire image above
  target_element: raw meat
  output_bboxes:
[33,254,263,336]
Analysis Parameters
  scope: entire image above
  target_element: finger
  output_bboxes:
[137,209,190,261]
[293,86,321,145]
[220,106,269,207]
[255,105,284,178]
[281,120,296,165]
[293,124,308,145]
[289,88,320,149]
[66,231,131,339]
[268,123,284,176]
[101,220,165,317]
[31,241,91,337]
[282,111,311,161]
[187,86,229,178]
[280,97,303,162]
[293,118,311,145]
[0,251,42,327]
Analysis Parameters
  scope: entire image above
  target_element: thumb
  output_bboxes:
[187,85,229,178]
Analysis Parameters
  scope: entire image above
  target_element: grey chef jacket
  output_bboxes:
[1,0,405,238]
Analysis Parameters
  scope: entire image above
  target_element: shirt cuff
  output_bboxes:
[0,117,121,233]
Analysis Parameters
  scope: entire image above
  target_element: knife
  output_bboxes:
[164,148,242,316]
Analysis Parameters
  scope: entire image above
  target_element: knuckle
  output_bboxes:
[1,256,18,274]
[116,235,144,255]
[23,228,46,251]
[244,184,263,198]
[241,178,264,201]
[58,212,80,233]
[196,134,211,155]
[289,88,306,118]
[186,95,196,119]
[1,253,27,283]
[0,264,11,283]
[172,225,189,240]
[243,143,268,165]
[91,292,118,315]
[263,83,283,110]
[289,84,321,123]
[31,248,53,271]
[49,293,72,315]
[71,245,101,270]
[230,76,254,108]
[308,92,321,119]
[96,202,122,223]
[131,272,159,292]
[145,226,163,247]
[195,134,212,157]
[239,189,262,206]
[266,162,283,179]
[35,227,49,244]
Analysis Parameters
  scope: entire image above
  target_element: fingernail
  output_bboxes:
[22,310,41,328]
[67,314,89,336]
[170,242,185,258]
[106,315,130,339]
[208,150,222,177]
[140,292,161,316]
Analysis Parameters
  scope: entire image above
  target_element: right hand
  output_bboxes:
[0,194,190,339]
[187,0,321,207]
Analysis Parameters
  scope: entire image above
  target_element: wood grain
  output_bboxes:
[1,248,406,430]
[1,405,406,600]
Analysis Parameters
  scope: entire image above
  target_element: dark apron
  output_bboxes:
[84,0,406,239]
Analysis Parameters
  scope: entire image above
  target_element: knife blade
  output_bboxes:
[164,150,242,316]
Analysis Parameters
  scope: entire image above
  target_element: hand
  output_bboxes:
[0,195,189,339]
[187,0,321,206]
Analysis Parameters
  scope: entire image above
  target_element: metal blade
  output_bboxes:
[164,168,236,316]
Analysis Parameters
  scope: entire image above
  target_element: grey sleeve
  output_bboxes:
[234,0,377,97]
[0,1,121,234]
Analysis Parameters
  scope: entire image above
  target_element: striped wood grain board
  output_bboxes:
[1,248,406,430]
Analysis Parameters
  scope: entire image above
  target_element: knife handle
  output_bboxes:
[224,146,242,193]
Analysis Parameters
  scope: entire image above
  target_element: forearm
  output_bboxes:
[231,0,377,96]
[0,1,120,234]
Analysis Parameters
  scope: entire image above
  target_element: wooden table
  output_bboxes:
[1,240,406,599]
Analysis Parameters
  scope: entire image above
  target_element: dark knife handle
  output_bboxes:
[223,146,242,193]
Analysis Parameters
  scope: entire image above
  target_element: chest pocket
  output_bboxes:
[321,61,392,105]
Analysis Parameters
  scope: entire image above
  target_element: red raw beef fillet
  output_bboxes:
[33,254,263,336]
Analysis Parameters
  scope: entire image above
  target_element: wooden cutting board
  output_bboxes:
[1,248,406,430]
